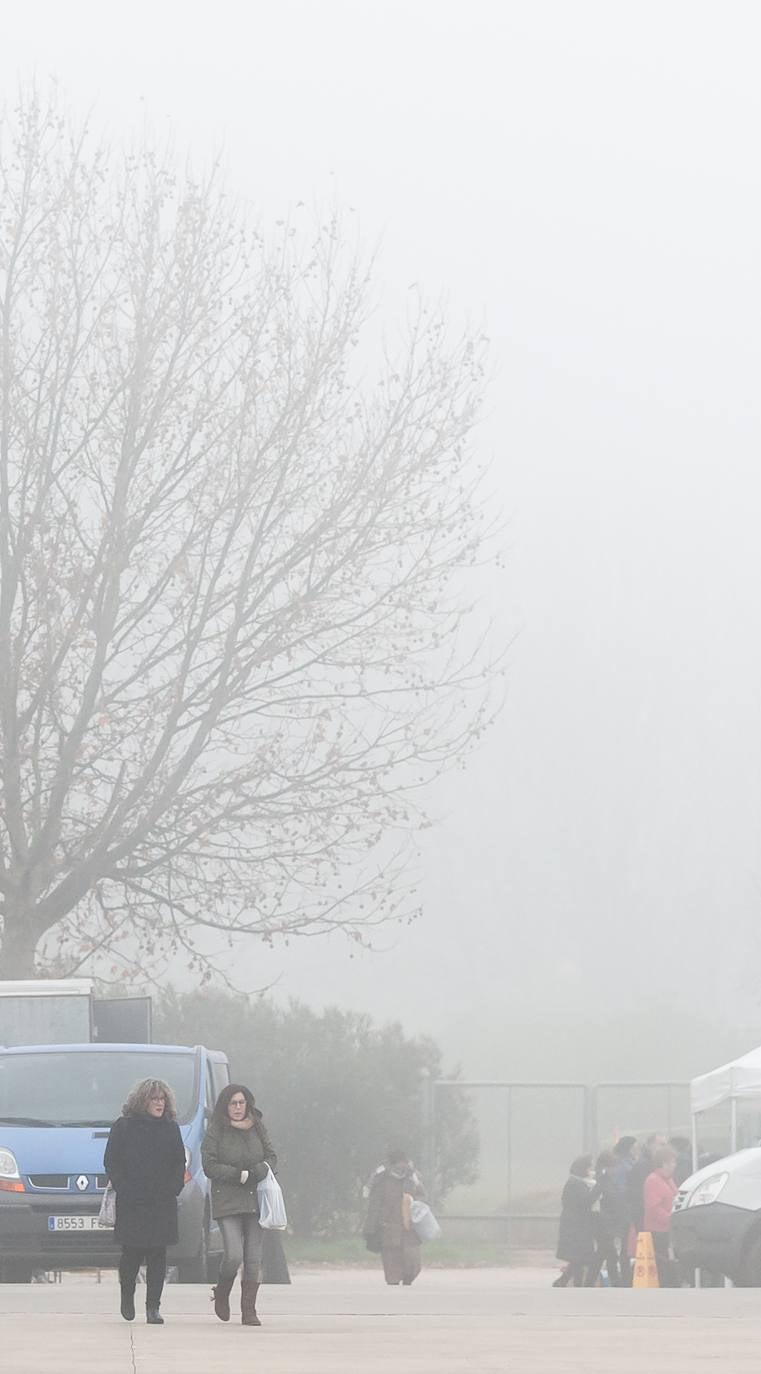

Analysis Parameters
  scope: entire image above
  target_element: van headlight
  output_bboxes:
[0,1147,20,1179]
[0,1147,25,1192]
[687,1172,729,1208]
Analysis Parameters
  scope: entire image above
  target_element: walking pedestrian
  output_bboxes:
[201,1083,277,1327]
[554,1155,599,1287]
[363,1147,426,1286]
[104,1078,186,1325]
[643,1147,678,1285]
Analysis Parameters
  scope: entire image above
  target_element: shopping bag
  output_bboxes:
[410,1199,441,1242]
[98,1183,116,1228]
[257,1163,287,1230]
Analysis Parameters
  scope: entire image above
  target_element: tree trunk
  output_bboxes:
[0,914,39,979]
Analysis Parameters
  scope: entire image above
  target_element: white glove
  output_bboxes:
[240,1170,249,1184]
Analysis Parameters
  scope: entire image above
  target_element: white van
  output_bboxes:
[672,1148,761,1284]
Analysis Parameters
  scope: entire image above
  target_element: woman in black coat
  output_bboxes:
[104,1077,186,1325]
[554,1154,600,1287]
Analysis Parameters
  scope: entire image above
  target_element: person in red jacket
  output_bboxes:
[643,1147,678,1285]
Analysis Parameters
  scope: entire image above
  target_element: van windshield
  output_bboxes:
[0,1050,197,1126]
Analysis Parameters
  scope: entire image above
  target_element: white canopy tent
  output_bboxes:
[690,1045,761,1164]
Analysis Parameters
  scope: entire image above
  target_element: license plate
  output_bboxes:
[47,1215,105,1231]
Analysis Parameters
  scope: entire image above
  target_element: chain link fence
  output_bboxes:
[426,1079,689,1248]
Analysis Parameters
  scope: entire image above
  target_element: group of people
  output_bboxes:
[104,1077,276,1326]
[555,1134,692,1288]
[103,1075,422,1327]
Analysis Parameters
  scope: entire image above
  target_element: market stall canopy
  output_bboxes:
[691,1046,761,1115]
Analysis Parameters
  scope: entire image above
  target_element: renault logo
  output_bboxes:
[75,1175,89,1192]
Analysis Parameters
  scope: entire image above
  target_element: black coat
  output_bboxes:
[596,1166,619,1242]
[628,1155,652,1234]
[556,1175,598,1264]
[609,1157,635,1237]
[104,1113,186,1249]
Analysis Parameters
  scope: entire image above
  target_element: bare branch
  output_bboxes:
[0,89,499,979]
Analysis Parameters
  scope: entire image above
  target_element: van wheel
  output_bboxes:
[740,1232,761,1286]
[177,1225,209,1283]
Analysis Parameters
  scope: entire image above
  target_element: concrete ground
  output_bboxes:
[1,1267,760,1373]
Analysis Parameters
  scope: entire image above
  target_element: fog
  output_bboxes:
[4,0,761,1083]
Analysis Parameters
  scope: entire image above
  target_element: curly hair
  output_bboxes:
[122,1077,177,1120]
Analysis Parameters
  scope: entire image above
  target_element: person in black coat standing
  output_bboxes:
[104,1078,186,1325]
[554,1155,600,1287]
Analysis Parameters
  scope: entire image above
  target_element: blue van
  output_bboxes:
[0,1041,230,1282]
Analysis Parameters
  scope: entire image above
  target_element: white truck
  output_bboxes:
[0,979,151,1047]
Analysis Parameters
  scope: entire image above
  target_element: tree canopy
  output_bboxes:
[0,91,494,978]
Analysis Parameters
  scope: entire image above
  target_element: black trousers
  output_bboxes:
[616,1234,633,1286]
[119,1245,167,1308]
[593,1239,623,1286]
[559,1261,594,1286]
[653,1231,678,1287]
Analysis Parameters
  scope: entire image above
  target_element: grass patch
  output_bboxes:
[283,1234,524,1267]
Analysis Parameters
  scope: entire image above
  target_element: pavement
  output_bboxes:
[2,1267,761,1373]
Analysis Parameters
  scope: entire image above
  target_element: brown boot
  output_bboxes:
[241,1267,262,1326]
[211,1272,235,1322]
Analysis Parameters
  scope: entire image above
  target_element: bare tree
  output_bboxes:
[0,91,496,980]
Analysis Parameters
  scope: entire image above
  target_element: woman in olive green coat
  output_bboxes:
[201,1083,277,1326]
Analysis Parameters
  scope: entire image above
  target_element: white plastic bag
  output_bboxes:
[410,1199,441,1242]
[257,1163,287,1230]
[98,1183,116,1229]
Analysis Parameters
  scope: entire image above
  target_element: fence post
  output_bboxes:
[506,1085,513,1228]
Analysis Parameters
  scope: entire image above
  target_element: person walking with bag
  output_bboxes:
[363,1147,426,1286]
[104,1078,186,1325]
[201,1083,277,1327]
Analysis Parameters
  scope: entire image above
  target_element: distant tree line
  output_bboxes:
[154,989,479,1236]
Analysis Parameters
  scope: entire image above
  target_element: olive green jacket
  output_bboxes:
[201,1112,277,1220]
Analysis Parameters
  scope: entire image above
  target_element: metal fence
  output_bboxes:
[425,1078,690,1247]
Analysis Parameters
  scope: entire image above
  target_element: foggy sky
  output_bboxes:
[3,1,761,1080]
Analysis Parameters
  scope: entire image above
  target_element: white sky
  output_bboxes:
[3,1,761,1075]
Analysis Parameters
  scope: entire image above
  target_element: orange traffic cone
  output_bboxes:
[632,1231,659,1289]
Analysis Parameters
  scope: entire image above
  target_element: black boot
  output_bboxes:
[211,1272,235,1322]
[118,1254,138,1322]
[119,1282,135,1321]
[144,1247,166,1323]
[241,1268,262,1326]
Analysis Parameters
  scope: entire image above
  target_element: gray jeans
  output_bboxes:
[218,1213,264,1280]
